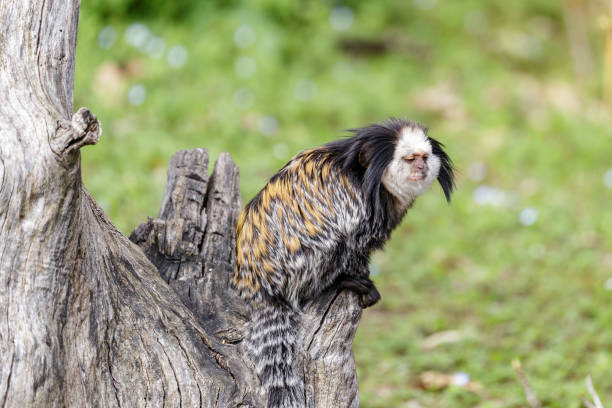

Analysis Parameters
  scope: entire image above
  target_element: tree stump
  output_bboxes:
[0,1,362,407]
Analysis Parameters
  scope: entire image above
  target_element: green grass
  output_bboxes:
[76,1,612,406]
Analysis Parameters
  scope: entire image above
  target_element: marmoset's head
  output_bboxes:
[380,121,453,206]
[335,118,454,211]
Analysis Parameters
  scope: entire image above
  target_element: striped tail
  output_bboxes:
[246,301,304,408]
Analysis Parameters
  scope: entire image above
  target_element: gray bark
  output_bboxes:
[0,1,362,407]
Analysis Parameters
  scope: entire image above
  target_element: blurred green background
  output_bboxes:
[75,0,612,406]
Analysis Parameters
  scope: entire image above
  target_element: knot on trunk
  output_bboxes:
[52,107,101,158]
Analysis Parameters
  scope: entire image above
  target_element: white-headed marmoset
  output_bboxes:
[233,118,455,408]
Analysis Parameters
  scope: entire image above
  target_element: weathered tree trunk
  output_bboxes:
[0,1,362,407]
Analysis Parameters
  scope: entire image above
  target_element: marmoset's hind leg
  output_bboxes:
[335,274,381,308]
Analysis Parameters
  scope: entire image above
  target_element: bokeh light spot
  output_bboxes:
[167,45,188,68]
[234,25,256,48]
[452,372,470,387]
[125,23,151,49]
[127,84,146,106]
[235,56,257,78]
[473,186,507,207]
[259,116,279,136]
[329,6,354,31]
[98,26,117,49]
[604,169,612,189]
[144,37,166,59]
[519,207,538,226]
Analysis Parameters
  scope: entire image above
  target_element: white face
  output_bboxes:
[382,126,441,207]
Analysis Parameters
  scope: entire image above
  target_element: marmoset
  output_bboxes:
[233,118,454,408]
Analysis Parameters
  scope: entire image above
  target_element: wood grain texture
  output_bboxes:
[0,0,363,406]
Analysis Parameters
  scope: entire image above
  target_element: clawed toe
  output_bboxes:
[336,275,381,308]
[359,286,381,308]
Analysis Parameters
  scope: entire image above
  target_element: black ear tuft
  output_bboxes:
[324,119,406,230]
[428,136,455,203]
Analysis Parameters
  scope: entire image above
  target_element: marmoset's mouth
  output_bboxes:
[408,173,426,181]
